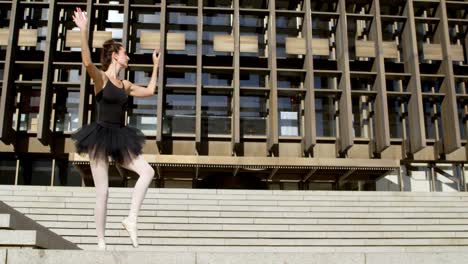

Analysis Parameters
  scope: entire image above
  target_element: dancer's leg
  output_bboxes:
[119,155,155,247]
[89,154,109,250]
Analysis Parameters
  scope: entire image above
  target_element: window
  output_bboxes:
[278,96,300,136]
[240,96,267,136]
[163,94,196,134]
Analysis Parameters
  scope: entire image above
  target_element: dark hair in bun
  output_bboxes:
[101,39,123,71]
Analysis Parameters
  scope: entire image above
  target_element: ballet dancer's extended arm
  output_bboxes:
[73,7,106,95]
[122,50,160,98]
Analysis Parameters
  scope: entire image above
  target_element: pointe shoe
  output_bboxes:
[122,217,139,247]
[97,240,107,251]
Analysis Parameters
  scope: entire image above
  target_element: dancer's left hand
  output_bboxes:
[153,50,160,66]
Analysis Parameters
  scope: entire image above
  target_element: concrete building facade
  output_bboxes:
[0,0,467,191]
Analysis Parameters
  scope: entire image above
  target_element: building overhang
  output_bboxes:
[70,153,400,183]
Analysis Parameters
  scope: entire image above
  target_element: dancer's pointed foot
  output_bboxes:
[122,217,138,247]
[97,240,107,251]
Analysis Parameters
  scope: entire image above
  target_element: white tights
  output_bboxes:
[89,154,155,248]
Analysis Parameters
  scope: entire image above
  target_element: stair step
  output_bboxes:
[0,230,40,247]
[0,214,10,229]
[63,236,468,246]
[39,221,468,231]
[29,216,468,225]
[2,187,468,199]
[0,185,468,197]
[4,195,468,207]
[77,244,468,253]
[2,185,468,197]
[2,192,468,203]
[4,249,468,264]
[4,201,468,212]
[49,228,468,238]
[11,207,468,218]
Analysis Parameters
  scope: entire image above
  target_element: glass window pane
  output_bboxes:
[202,71,233,87]
[458,102,466,139]
[167,11,198,55]
[240,96,266,136]
[53,160,82,187]
[239,13,267,58]
[202,95,231,135]
[388,99,404,139]
[423,99,436,139]
[277,71,304,89]
[315,96,336,137]
[203,0,232,8]
[203,12,233,56]
[0,159,16,185]
[18,89,41,132]
[276,14,304,60]
[134,10,161,54]
[166,69,196,86]
[352,96,372,138]
[240,70,267,88]
[164,94,196,134]
[278,96,300,136]
[18,158,52,186]
[55,91,80,132]
[128,95,157,136]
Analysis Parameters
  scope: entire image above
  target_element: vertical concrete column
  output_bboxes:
[267,0,278,154]
[336,0,353,155]
[435,0,461,154]
[461,164,467,192]
[302,0,316,155]
[156,0,167,149]
[402,0,426,154]
[0,0,20,143]
[232,0,240,154]
[466,29,468,62]
[195,0,203,152]
[429,163,436,192]
[398,166,405,192]
[121,0,131,125]
[38,0,59,144]
[369,0,390,154]
[122,0,130,49]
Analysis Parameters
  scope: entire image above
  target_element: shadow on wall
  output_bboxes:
[434,168,462,192]
[377,165,462,192]
[376,169,413,192]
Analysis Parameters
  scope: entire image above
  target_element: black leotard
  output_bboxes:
[95,80,128,128]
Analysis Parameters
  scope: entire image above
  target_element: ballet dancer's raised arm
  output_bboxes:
[73,7,106,95]
[122,50,160,98]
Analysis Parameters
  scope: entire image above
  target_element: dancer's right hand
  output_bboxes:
[72,7,88,31]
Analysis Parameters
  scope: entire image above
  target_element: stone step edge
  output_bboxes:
[2,185,468,197]
[3,249,468,264]
[3,192,468,201]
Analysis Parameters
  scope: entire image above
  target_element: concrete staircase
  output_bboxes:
[1,185,468,254]
[0,201,79,250]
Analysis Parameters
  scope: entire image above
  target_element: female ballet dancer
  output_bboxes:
[71,7,159,250]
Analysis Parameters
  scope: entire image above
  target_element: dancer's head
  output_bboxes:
[101,39,129,71]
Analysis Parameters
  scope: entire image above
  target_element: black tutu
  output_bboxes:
[71,122,145,164]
